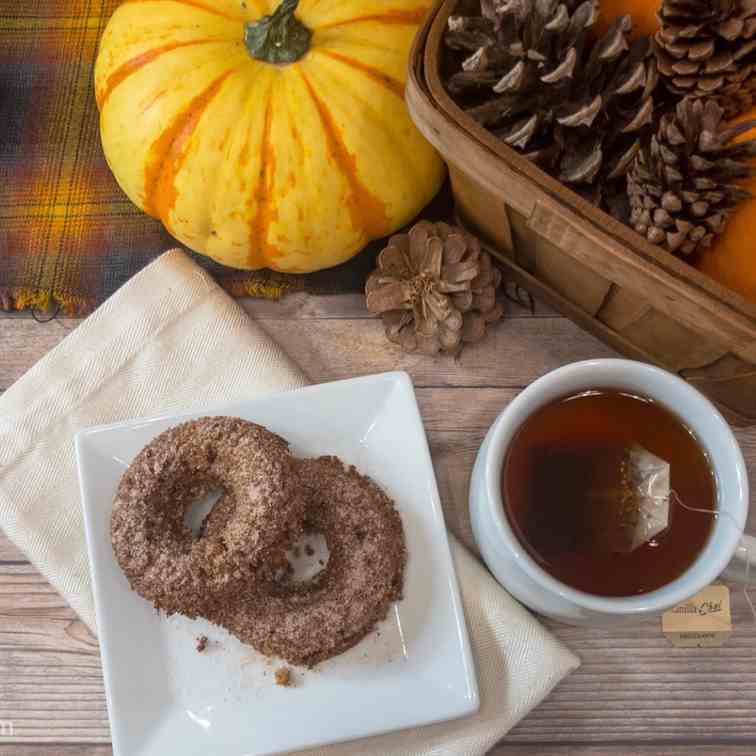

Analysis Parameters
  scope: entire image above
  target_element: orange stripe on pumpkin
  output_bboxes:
[247,93,282,266]
[97,39,223,109]
[140,88,171,115]
[317,50,404,98]
[300,73,389,240]
[122,0,237,20]
[317,7,428,30]
[143,70,235,226]
[289,121,303,150]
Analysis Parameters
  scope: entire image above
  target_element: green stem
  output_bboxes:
[244,0,312,65]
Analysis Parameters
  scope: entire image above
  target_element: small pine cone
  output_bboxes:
[366,221,503,355]
[627,97,756,256]
[655,0,756,119]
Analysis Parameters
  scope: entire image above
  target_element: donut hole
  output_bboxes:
[183,488,223,540]
[282,532,330,582]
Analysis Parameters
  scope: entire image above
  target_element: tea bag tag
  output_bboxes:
[593,444,671,554]
[662,584,732,648]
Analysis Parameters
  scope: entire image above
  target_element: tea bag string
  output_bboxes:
[667,490,756,623]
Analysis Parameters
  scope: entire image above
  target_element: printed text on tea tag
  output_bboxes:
[662,584,732,648]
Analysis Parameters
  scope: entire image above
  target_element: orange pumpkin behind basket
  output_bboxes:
[694,108,756,305]
[593,0,660,40]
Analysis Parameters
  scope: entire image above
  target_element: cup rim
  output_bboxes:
[484,358,749,614]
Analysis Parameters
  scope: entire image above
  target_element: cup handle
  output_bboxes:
[722,534,756,583]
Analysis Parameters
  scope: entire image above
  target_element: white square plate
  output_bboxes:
[76,372,479,756]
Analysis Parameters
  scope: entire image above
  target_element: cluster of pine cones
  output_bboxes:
[444,0,756,258]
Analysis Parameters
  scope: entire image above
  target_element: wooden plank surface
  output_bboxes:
[1,293,756,754]
[0,317,610,392]
[2,747,756,756]
[0,538,24,563]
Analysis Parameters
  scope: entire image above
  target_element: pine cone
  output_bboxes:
[627,97,756,256]
[444,0,657,199]
[365,221,503,355]
[655,0,756,119]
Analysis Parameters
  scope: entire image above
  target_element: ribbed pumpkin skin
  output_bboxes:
[95,0,444,272]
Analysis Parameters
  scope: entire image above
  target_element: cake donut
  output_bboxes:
[210,456,406,667]
[111,416,305,617]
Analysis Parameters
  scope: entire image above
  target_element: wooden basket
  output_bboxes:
[405,0,756,427]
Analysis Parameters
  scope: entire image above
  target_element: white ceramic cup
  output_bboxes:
[469,358,756,625]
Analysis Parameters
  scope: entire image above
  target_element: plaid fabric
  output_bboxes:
[0,1,447,315]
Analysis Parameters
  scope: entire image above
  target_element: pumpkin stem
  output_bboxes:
[244,0,312,65]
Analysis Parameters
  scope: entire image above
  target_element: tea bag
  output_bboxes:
[588,444,671,554]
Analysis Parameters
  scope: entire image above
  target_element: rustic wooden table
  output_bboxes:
[1,292,756,756]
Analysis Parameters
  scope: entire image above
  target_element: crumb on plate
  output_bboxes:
[275,667,292,687]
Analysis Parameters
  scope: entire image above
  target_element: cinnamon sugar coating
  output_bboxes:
[209,456,406,667]
[111,417,304,617]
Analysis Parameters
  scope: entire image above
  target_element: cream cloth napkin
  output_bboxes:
[0,250,579,754]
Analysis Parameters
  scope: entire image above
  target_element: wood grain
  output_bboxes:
[2,297,756,753]
[491,749,756,756]
[2,747,755,756]
[0,566,108,744]
[0,291,553,322]
[0,537,24,564]
[0,749,113,756]
[0,316,615,391]
[2,553,756,745]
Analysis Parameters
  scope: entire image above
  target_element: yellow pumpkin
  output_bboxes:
[695,109,756,305]
[594,0,660,41]
[95,0,444,273]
